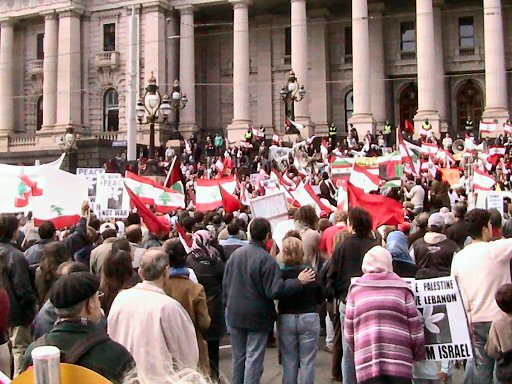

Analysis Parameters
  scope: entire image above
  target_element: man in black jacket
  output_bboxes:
[0,214,37,376]
[223,218,315,384]
[326,208,380,384]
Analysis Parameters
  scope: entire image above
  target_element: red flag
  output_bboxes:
[347,182,404,229]
[125,185,169,234]
[404,120,414,134]
[219,183,241,213]
[176,222,193,253]
[164,155,184,192]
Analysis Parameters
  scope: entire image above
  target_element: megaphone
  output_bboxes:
[452,139,465,153]
[475,141,488,153]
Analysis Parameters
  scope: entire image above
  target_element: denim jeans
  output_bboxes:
[277,313,320,384]
[464,322,498,384]
[230,327,268,384]
[339,302,357,384]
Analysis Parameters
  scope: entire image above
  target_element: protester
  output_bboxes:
[141,217,170,249]
[319,210,348,259]
[163,238,211,374]
[218,219,247,260]
[186,229,225,380]
[277,237,324,384]
[108,250,199,380]
[22,272,135,384]
[90,222,118,276]
[0,263,10,378]
[126,224,145,269]
[452,209,512,383]
[0,214,37,376]
[384,230,418,278]
[403,178,426,214]
[294,206,321,268]
[24,221,56,267]
[344,246,426,384]
[73,226,97,268]
[34,242,71,303]
[445,202,470,248]
[484,284,512,384]
[223,218,315,384]
[408,212,429,245]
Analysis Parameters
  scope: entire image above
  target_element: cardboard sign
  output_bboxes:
[76,168,105,205]
[249,192,288,230]
[95,173,129,218]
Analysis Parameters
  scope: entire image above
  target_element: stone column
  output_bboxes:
[143,4,167,92]
[369,3,386,130]
[0,19,14,132]
[227,0,252,142]
[256,16,273,136]
[414,0,440,136]
[177,6,197,137]
[482,0,509,130]
[291,0,313,136]
[56,10,82,129]
[433,3,448,132]
[42,12,58,128]
[348,0,374,139]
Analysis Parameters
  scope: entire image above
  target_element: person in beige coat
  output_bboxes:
[163,238,211,374]
[107,250,199,381]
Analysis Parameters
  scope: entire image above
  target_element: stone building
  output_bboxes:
[0,0,511,165]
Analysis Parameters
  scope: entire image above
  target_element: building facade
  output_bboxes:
[0,0,511,164]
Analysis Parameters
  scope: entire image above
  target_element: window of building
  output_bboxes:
[103,23,116,52]
[284,26,292,64]
[345,90,354,125]
[36,96,43,131]
[103,88,119,132]
[459,17,475,48]
[400,21,415,52]
[344,27,352,64]
[36,33,44,60]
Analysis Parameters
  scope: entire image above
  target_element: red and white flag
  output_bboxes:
[176,222,193,253]
[421,156,437,178]
[488,145,506,156]
[349,164,383,193]
[480,120,497,134]
[291,182,333,216]
[421,142,439,155]
[504,122,512,134]
[195,176,237,211]
[473,167,496,191]
[215,158,224,174]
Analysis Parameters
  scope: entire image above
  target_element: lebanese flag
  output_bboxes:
[164,155,184,192]
[125,171,185,213]
[337,179,348,211]
[504,122,512,134]
[347,182,404,229]
[435,149,455,167]
[349,164,383,193]
[239,183,251,206]
[176,222,192,253]
[215,159,224,174]
[473,167,496,191]
[421,142,439,155]
[32,168,89,229]
[421,156,437,178]
[285,116,304,130]
[216,156,233,176]
[195,176,237,211]
[291,182,333,216]
[219,183,241,213]
[480,120,497,134]
[252,126,264,139]
[404,120,414,134]
[488,145,506,166]
[125,185,169,234]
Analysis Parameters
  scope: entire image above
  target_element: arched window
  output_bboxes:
[103,88,119,132]
[345,90,354,127]
[36,96,43,131]
[399,83,418,129]
[456,80,483,132]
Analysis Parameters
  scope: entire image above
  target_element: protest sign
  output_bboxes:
[487,193,504,217]
[410,276,473,361]
[95,173,129,218]
[249,192,288,230]
[76,168,105,205]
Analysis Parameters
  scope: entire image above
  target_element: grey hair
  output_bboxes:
[139,250,169,281]
[54,300,87,318]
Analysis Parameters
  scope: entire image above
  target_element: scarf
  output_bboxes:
[386,231,415,265]
[169,267,190,279]
[362,246,393,273]
[190,229,212,260]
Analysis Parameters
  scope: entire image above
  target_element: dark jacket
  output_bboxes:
[392,260,418,278]
[407,227,427,246]
[187,249,226,341]
[0,242,37,327]
[445,221,471,249]
[141,233,161,249]
[278,265,324,315]
[32,299,57,340]
[61,217,89,256]
[24,238,53,266]
[222,241,302,332]
[23,321,134,384]
[411,233,458,276]
[327,234,379,303]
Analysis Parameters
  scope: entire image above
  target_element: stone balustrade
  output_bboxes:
[94,51,119,70]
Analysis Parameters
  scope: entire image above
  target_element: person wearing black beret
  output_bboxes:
[21,272,135,383]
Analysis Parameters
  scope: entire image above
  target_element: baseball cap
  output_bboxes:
[428,213,445,230]
[99,222,117,235]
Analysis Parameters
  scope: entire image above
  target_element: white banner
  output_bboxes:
[95,173,130,218]
[76,168,105,205]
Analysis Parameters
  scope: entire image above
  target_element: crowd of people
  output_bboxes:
[1,125,512,384]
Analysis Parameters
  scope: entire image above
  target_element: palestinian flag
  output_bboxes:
[330,158,354,181]
[378,152,404,180]
[164,155,184,193]
[398,131,421,175]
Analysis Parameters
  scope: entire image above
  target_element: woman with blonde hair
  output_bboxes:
[277,237,323,384]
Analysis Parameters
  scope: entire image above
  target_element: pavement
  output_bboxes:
[218,340,466,383]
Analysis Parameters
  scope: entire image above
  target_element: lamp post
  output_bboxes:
[280,70,306,134]
[58,127,79,173]
[136,73,171,160]
[169,80,188,140]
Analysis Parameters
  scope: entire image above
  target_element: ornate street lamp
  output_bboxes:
[168,80,188,140]
[280,70,306,133]
[136,72,171,159]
